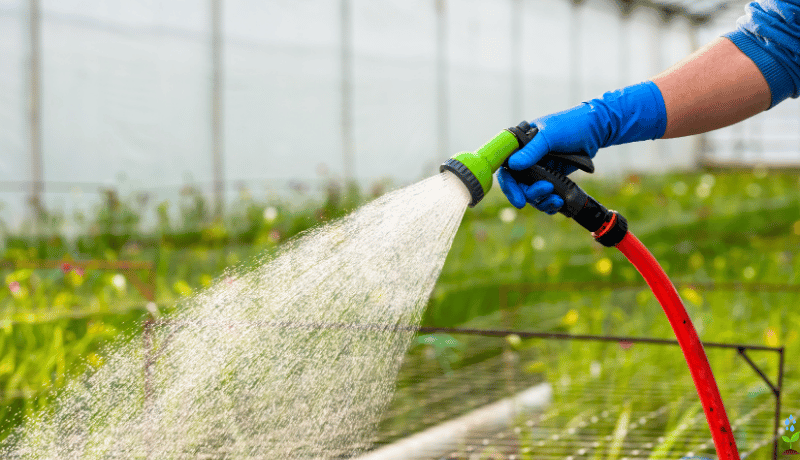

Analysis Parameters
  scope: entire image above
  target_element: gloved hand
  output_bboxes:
[498,81,668,214]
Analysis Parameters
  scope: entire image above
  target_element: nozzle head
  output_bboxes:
[440,129,521,207]
[440,157,484,207]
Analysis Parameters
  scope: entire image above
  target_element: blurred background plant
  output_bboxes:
[0,168,798,457]
[2,0,799,455]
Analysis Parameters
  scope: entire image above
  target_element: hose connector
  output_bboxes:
[592,211,628,247]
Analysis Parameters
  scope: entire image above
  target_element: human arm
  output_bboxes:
[500,0,800,213]
[653,37,770,139]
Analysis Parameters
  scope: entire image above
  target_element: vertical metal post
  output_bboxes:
[568,0,582,104]
[620,1,632,171]
[28,0,43,224]
[211,0,224,219]
[341,0,355,183]
[688,18,709,168]
[619,2,631,87]
[773,347,785,460]
[511,0,523,122]
[436,0,449,160]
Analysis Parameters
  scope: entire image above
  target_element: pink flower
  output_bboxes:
[74,267,85,277]
[8,281,20,294]
[619,340,633,350]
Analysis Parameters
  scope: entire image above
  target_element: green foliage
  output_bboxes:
[0,169,799,454]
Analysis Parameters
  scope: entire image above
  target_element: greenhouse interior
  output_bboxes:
[0,0,798,458]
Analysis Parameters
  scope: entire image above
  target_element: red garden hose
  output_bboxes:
[503,155,740,459]
[496,124,741,459]
[616,232,739,460]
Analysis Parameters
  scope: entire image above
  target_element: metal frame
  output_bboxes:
[2,264,783,457]
[497,281,788,459]
[139,319,786,459]
[135,278,791,458]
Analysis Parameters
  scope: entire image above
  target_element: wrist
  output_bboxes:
[596,81,668,147]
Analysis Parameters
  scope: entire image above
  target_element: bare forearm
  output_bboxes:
[652,37,771,139]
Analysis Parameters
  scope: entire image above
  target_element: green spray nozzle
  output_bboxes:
[440,121,537,207]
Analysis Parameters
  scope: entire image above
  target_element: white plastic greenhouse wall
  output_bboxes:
[700,4,800,167]
[0,0,796,231]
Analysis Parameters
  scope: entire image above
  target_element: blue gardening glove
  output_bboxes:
[498,81,668,214]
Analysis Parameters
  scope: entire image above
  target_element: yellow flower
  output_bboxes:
[87,321,106,335]
[67,270,84,287]
[679,287,703,306]
[86,353,104,368]
[525,361,546,373]
[765,328,779,348]
[594,258,612,276]
[506,334,522,349]
[562,309,579,326]
[53,292,72,308]
[174,280,192,297]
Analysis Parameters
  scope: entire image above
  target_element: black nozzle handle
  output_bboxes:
[504,164,588,218]
[501,121,627,246]
[504,164,627,246]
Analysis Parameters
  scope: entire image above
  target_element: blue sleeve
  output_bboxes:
[723,0,800,108]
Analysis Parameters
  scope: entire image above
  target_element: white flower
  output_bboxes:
[590,361,601,378]
[700,174,716,187]
[695,183,711,199]
[499,207,516,223]
[263,206,278,222]
[111,274,126,290]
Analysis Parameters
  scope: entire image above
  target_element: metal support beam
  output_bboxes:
[341,0,355,183]
[436,0,449,160]
[511,0,523,122]
[737,347,779,396]
[620,2,633,171]
[773,347,785,460]
[568,0,583,104]
[28,0,43,224]
[617,0,713,24]
[686,18,710,168]
[211,0,224,219]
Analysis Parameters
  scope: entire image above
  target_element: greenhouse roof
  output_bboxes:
[648,0,740,17]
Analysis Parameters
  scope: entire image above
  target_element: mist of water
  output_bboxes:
[2,172,471,459]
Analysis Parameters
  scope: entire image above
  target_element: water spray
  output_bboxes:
[441,122,740,460]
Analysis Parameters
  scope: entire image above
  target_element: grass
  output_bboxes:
[0,169,798,457]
